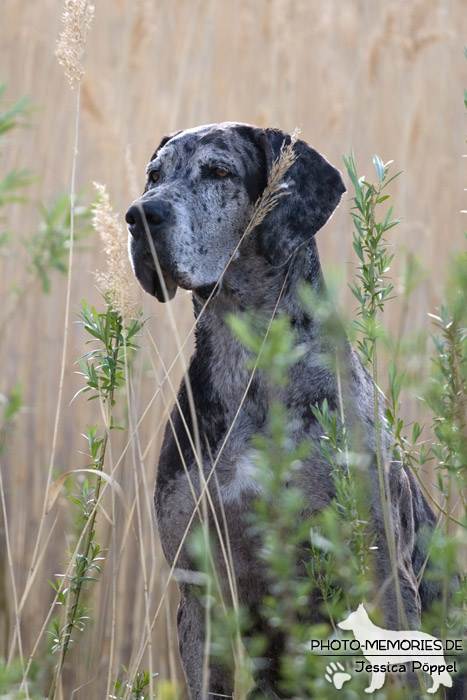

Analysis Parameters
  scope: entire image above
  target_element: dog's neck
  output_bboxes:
[190,240,334,419]
[194,238,326,325]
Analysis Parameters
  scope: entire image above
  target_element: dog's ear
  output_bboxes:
[253,128,346,267]
[150,130,183,162]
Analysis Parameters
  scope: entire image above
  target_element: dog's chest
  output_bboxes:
[155,447,264,568]
[218,450,263,503]
[207,326,254,404]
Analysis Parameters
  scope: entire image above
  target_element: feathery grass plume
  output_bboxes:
[55,0,95,89]
[246,128,300,233]
[93,182,135,317]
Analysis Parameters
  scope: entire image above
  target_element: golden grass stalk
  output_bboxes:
[121,135,303,686]
[55,0,95,89]
[17,0,96,676]
[93,182,136,318]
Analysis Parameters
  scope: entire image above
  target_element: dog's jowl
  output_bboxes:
[126,123,460,700]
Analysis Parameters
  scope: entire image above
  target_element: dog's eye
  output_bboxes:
[149,170,160,183]
[213,167,230,178]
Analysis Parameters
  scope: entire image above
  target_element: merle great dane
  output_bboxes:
[125,123,456,699]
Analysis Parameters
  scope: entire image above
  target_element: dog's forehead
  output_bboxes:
[150,122,255,168]
[171,122,253,146]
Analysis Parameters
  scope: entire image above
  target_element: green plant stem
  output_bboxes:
[48,334,119,699]
[45,83,81,696]
[410,469,464,527]
[48,464,105,697]
[344,153,411,630]
[372,354,406,624]
[447,324,467,447]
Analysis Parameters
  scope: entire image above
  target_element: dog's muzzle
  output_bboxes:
[126,198,222,303]
[126,199,178,302]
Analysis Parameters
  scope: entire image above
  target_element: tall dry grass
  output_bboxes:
[0,0,466,697]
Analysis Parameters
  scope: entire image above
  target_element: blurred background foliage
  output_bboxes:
[0,1,466,697]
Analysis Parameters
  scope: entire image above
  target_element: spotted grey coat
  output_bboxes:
[126,123,456,700]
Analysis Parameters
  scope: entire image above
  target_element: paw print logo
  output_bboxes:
[325,662,351,690]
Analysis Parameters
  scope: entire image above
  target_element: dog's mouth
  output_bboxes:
[192,281,222,301]
[139,258,178,302]
[135,252,222,304]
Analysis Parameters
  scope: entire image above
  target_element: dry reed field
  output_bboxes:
[0,0,466,698]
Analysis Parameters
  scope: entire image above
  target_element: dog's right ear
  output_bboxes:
[149,130,183,162]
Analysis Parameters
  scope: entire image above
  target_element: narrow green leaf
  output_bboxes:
[373,155,385,182]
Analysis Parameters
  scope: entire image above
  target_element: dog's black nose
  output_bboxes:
[125,200,171,239]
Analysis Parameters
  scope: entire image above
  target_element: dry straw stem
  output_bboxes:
[93,182,136,318]
[122,265,296,698]
[119,132,301,696]
[55,0,95,88]
[16,0,96,666]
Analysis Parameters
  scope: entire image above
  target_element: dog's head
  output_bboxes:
[126,122,345,302]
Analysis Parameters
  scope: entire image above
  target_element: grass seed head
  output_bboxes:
[93,183,136,318]
[55,0,95,89]
[248,128,300,232]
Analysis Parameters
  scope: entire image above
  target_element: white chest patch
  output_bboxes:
[220,452,263,503]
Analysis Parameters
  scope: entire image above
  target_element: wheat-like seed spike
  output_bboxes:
[55,0,95,89]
